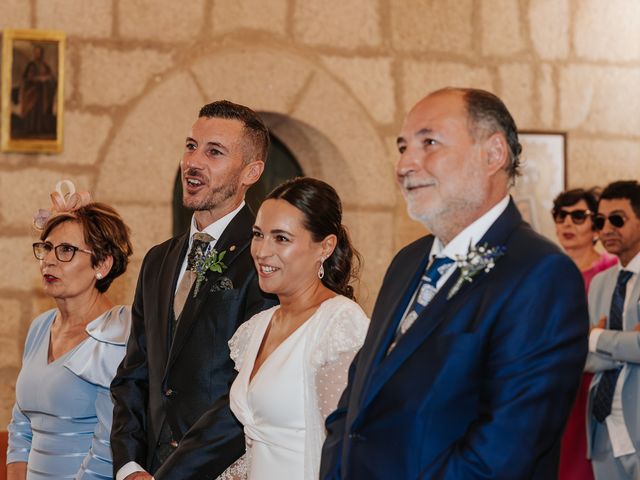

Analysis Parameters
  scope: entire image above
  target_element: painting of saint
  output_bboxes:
[1,29,65,153]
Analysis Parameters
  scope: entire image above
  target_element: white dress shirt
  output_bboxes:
[400,195,510,321]
[589,251,640,458]
[174,201,246,289]
[116,202,246,480]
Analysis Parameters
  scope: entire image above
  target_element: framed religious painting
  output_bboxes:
[1,29,65,153]
[512,131,567,242]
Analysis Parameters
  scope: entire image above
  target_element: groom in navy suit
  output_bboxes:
[320,88,589,479]
[111,101,276,479]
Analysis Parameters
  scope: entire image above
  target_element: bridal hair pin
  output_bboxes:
[33,180,93,230]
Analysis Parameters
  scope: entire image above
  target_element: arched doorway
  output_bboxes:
[172,133,303,235]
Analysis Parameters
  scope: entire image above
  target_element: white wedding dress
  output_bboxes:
[219,295,368,480]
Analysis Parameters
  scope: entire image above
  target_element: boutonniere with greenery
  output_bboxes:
[192,248,227,297]
[447,242,506,300]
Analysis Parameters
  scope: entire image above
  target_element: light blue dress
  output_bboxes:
[7,305,131,479]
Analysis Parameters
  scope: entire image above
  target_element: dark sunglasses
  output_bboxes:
[33,242,93,262]
[552,208,593,225]
[594,214,626,231]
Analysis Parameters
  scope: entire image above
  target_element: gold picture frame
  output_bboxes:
[1,29,65,153]
[512,131,567,242]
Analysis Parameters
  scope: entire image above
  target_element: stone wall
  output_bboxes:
[0,0,638,425]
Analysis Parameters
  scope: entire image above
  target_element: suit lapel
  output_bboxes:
[360,199,523,411]
[625,268,640,327]
[166,205,254,370]
[355,240,432,402]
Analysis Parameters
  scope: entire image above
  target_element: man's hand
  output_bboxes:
[124,473,153,480]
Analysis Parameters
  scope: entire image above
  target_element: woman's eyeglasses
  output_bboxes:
[552,208,593,225]
[32,242,93,262]
[593,214,626,231]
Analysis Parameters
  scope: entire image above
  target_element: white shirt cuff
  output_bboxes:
[605,366,637,458]
[116,461,149,480]
[589,327,604,353]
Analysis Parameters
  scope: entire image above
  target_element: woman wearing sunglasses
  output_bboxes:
[552,188,617,480]
[7,189,132,480]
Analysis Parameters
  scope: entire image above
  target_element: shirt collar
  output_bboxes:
[429,195,510,260]
[188,201,245,244]
[615,250,640,275]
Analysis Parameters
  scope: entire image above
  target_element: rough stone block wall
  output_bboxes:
[0,0,638,427]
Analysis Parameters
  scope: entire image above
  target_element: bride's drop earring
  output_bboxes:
[318,257,325,279]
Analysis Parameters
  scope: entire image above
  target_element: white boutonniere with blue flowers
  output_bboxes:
[447,242,506,300]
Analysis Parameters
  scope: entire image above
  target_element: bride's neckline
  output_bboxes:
[248,295,339,384]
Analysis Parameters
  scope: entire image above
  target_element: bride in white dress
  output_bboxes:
[220,177,368,480]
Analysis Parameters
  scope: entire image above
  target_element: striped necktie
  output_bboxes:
[388,256,454,353]
[592,269,633,422]
[173,232,214,321]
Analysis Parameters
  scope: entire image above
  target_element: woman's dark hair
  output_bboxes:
[40,202,133,293]
[266,177,361,299]
[552,188,599,231]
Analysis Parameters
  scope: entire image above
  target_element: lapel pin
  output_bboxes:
[229,245,236,252]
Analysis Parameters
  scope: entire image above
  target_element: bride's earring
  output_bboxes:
[318,256,325,279]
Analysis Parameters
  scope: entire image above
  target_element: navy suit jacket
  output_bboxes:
[111,205,277,479]
[321,200,589,479]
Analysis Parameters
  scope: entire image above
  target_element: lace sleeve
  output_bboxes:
[228,315,263,371]
[311,297,369,419]
[311,299,369,367]
[315,350,357,418]
[302,298,368,480]
[215,453,249,480]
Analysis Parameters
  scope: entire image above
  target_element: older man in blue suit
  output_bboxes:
[320,87,589,479]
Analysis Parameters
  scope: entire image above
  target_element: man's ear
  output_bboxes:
[483,132,509,176]
[242,161,265,187]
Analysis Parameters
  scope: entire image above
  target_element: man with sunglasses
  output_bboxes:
[586,180,640,479]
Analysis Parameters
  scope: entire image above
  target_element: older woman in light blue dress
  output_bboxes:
[7,193,133,480]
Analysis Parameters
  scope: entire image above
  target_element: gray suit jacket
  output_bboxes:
[585,265,640,464]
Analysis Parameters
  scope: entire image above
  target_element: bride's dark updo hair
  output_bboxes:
[266,177,361,299]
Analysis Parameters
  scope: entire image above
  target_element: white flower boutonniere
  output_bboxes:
[447,242,506,300]
[192,248,228,297]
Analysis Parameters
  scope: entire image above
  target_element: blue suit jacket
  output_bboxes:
[321,200,589,479]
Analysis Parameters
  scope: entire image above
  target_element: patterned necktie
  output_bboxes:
[388,256,455,353]
[592,269,633,422]
[173,232,214,321]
